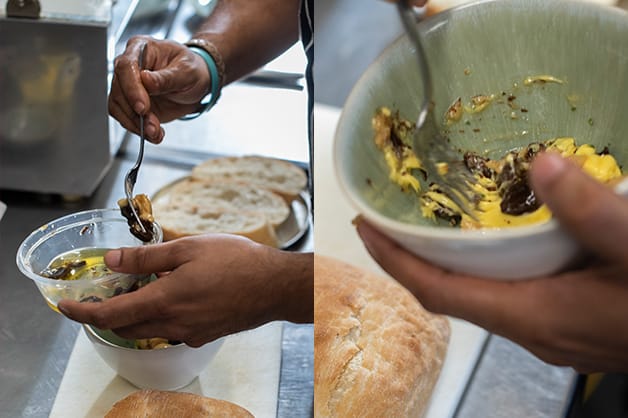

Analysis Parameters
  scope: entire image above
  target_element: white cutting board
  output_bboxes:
[314,103,488,418]
[50,321,283,418]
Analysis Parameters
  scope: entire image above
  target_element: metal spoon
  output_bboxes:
[396,1,479,219]
[123,43,148,234]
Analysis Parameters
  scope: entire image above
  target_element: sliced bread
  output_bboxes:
[153,200,279,247]
[153,178,290,247]
[191,156,308,202]
[154,177,290,227]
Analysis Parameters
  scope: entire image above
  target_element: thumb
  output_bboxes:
[529,152,628,264]
[104,241,188,274]
[140,66,206,104]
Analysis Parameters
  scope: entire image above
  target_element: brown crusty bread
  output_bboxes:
[104,390,254,418]
[191,156,308,202]
[152,177,290,247]
[314,255,450,418]
[154,177,290,227]
[153,201,279,247]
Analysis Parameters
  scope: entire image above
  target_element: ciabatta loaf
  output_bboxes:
[314,255,450,418]
[191,156,308,202]
[104,390,253,417]
[154,177,290,227]
[153,200,278,247]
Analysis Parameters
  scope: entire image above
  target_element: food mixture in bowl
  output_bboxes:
[134,337,180,350]
[372,105,624,229]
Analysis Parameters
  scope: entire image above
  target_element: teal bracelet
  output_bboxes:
[180,45,222,120]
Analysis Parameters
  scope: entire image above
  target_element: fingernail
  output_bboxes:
[351,215,364,226]
[538,152,568,182]
[134,101,145,114]
[355,222,378,257]
[146,123,156,138]
[354,217,373,241]
[105,249,122,268]
[151,127,165,144]
[57,303,71,317]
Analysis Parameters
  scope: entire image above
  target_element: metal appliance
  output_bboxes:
[0,0,130,197]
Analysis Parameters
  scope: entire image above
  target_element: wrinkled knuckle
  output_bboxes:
[90,310,110,330]
[128,35,149,46]
[169,239,193,261]
[152,297,171,319]
[130,245,150,271]
[113,55,130,73]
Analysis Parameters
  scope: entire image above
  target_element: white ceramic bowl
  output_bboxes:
[84,325,224,390]
[334,0,628,279]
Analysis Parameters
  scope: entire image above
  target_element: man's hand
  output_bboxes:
[356,152,628,372]
[108,36,212,143]
[58,234,313,347]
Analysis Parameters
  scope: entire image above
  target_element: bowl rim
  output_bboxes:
[15,207,163,285]
[83,324,196,352]
[333,0,627,242]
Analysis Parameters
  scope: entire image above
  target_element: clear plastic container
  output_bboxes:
[16,208,162,312]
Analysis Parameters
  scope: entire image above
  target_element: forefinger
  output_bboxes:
[57,280,166,330]
[112,37,152,117]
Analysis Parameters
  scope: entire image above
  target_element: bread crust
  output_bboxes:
[152,177,282,247]
[314,255,450,418]
[154,204,279,247]
[104,390,254,418]
[191,156,308,202]
[154,177,290,227]
[150,155,308,248]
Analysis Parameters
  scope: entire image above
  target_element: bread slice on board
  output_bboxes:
[314,255,451,418]
[191,156,308,202]
[104,389,254,417]
[154,177,290,228]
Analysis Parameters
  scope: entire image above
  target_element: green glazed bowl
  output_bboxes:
[334,0,628,279]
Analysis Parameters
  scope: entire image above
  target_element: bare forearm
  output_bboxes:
[272,251,313,324]
[193,0,300,85]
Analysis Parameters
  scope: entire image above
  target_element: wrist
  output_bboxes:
[180,38,226,120]
[271,251,314,324]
